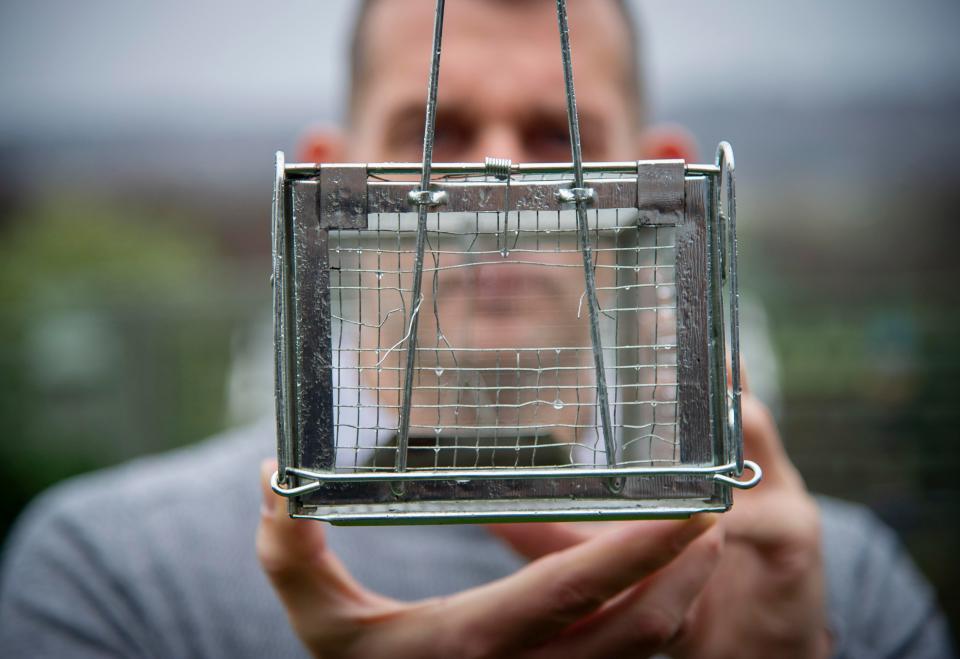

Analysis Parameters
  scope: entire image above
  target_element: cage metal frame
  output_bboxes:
[270,0,758,524]
[269,147,760,525]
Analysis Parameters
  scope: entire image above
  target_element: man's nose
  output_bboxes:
[467,124,526,163]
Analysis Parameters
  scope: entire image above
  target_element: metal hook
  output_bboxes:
[485,157,513,255]
[270,470,323,498]
[712,459,761,490]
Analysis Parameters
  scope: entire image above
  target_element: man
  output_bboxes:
[0,1,952,657]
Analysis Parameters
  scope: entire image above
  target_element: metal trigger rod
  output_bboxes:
[396,0,447,474]
[555,0,619,479]
[396,0,618,479]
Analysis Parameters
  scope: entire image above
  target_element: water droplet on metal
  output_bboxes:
[376,271,383,281]
[552,399,565,410]
[434,427,442,435]
[434,366,444,376]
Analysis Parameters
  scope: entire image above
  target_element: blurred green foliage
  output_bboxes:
[741,186,960,638]
[0,198,262,540]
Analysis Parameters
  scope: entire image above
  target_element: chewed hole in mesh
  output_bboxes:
[328,206,677,472]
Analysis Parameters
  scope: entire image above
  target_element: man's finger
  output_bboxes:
[450,514,716,653]
[487,521,591,561]
[532,523,724,658]
[739,394,802,489]
[255,461,377,617]
[725,396,821,549]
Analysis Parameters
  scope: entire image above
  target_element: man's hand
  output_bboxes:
[491,390,831,659]
[257,462,721,659]
[675,393,830,658]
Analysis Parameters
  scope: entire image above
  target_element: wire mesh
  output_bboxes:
[327,172,679,474]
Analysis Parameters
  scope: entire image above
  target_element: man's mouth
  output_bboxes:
[441,262,565,313]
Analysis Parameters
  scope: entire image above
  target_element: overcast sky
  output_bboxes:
[1,0,958,139]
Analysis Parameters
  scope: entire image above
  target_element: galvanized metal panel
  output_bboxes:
[319,165,368,229]
[637,159,685,224]
[292,182,336,474]
[676,177,711,464]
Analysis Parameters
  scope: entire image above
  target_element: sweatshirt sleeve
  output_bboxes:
[0,482,155,658]
[818,496,956,659]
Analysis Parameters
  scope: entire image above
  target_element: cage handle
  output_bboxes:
[271,150,296,486]
[394,0,447,475]
[555,0,619,479]
[716,142,744,476]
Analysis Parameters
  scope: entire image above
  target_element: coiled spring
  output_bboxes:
[484,157,512,179]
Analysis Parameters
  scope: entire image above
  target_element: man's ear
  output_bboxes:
[637,123,698,162]
[297,125,345,163]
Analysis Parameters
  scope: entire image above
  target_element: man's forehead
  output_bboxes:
[357,0,633,103]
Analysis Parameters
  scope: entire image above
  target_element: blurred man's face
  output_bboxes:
[346,0,639,163]
[341,0,642,426]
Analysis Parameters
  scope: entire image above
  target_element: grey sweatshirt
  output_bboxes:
[0,421,953,658]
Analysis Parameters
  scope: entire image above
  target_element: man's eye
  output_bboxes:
[387,121,425,155]
[525,124,573,162]
[432,121,471,160]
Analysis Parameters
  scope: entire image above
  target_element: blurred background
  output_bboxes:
[1,0,958,639]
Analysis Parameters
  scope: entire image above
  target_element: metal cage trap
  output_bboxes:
[270,0,760,524]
